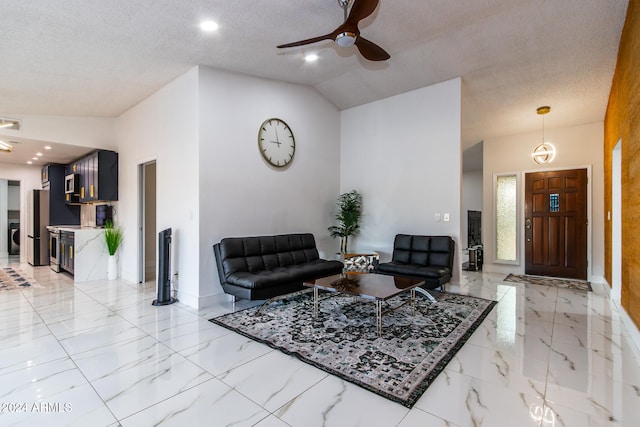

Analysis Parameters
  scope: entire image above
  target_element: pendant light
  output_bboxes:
[532,106,555,164]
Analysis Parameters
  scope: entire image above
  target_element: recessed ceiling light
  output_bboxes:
[0,118,20,130]
[304,54,319,63]
[36,152,43,156]
[32,157,38,160]
[0,140,13,152]
[200,20,219,32]
[44,146,52,150]
[27,161,32,164]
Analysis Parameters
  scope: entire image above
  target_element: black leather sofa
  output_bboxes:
[376,234,455,290]
[214,233,344,300]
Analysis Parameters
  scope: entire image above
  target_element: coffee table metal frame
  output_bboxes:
[304,273,435,335]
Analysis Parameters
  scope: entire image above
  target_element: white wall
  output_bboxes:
[0,163,43,262]
[482,121,605,282]
[0,115,115,149]
[340,78,463,281]
[462,170,483,260]
[198,67,341,306]
[115,67,200,306]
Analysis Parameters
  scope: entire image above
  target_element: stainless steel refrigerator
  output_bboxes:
[26,189,50,266]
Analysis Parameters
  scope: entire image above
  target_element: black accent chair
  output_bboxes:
[376,234,455,290]
[214,233,344,300]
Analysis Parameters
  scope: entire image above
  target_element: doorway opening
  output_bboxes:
[1,180,21,261]
[612,141,622,300]
[138,161,157,284]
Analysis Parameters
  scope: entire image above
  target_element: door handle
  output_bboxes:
[525,218,532,230]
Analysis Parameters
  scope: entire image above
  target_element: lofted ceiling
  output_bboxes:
[0,0,629,165]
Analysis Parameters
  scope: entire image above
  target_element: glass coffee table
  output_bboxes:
[303,273,433,335]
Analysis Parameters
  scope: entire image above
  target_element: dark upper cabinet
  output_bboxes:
[41,166,47,185]
[41,164,52,186]
[42,164,81,225]
[64,164,80,205]
[78,156,89,203]
[75,150,118,203]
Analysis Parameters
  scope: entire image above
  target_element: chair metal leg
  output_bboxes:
[253,288,314,316]
[414,287,437,302]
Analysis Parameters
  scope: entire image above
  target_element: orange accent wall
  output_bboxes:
[605,1,640,328]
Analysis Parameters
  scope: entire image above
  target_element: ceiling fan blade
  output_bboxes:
[345,0,380,28]
[277,33,335,49]
[355,37,390,61]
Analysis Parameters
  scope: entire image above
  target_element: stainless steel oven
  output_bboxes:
[47,226,61,272]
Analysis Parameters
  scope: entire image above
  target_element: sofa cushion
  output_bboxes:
[218,234,321,276]
[226,259,343,289]
[214,233,344,300]
[376,262,450,279]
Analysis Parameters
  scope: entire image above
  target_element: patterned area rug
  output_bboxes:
[211,290,496,408]
[0,267,41,291]
[504,273,592,291]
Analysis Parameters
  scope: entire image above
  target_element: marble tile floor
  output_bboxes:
[1,258,640,427]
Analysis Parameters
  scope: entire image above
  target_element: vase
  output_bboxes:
[108,255,117,280]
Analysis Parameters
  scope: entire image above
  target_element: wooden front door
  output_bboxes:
[525,169,587,280]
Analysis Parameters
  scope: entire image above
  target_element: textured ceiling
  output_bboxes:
[0,0,628,159]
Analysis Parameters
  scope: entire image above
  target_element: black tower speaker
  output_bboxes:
[153,228,177,306]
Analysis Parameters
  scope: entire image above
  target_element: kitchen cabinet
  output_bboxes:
[56,227,108,282]
[77,156,89,202]
[64,164,80,205]
[41,165,50,185]
[76,150,118,203]
[60,231,74,275]
[41,164,81,224]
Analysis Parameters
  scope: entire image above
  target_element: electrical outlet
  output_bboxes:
[435,213,441,222]
[443,213,450,222]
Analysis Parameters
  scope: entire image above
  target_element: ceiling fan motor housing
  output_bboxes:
[336,32,357,46]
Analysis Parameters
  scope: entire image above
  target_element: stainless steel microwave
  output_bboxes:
[64,173,79,194]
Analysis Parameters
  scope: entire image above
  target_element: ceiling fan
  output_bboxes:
[277,0,390,62]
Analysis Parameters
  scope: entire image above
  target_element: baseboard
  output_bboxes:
[175,289,198,309]
[197,292,231,310]
[480,263,521,275]
[612,298,640,358]
[589,274,606,285]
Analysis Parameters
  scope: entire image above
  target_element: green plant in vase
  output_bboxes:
[328,190,363,254]
[104,220,123,280]
[104,220,123,255]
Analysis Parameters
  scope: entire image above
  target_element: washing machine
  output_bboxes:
[9,223,19,255]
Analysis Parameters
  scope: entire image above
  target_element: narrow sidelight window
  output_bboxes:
[495,174,518,262]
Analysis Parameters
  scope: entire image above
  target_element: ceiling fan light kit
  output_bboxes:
[336,32,357,47]
[277,0,390,62]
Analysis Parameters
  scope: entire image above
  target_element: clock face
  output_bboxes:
[258,118,295,168]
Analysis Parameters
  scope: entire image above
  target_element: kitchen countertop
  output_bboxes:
[47,225,104,232]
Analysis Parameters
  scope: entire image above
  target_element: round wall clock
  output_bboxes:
[258,118,296,168]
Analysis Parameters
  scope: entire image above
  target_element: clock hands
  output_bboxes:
[274,127,282,147]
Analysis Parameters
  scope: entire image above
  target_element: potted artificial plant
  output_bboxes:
[328,190,363,254]
[104,220,123,280]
